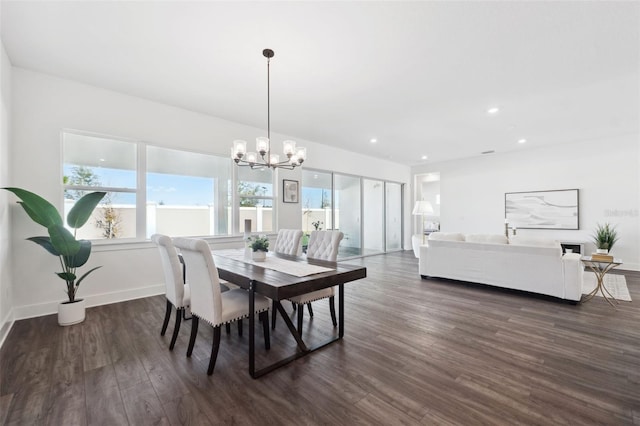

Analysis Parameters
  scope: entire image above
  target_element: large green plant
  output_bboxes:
[593,222,619,251]
[3,187,106,302]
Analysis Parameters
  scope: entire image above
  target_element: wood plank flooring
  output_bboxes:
[1,251,639,425]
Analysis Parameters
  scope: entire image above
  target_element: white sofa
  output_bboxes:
[419,233,583,301]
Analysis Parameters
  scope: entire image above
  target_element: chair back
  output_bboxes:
[173,238,223,325]
[274,229,303,256]
[151,234,185,308]
[307,230,343,261]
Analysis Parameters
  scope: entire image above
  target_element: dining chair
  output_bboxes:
[151,234,191,351]
[173,237,271,375]
[285,230,343,334]
[270,229,304,328]
[273,229,303,256]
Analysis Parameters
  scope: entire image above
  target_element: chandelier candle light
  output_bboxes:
[231,49,307,170]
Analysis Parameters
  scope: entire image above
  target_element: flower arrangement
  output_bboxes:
[249,235,270,252]
[312,220,323,231]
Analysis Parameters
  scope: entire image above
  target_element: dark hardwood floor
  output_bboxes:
[1,251,639,425]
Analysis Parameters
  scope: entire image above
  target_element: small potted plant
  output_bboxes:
[249,235,269,262]
[592,223,619,254]
[3,187,106,325]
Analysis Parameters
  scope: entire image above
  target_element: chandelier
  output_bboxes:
[231,49,307,170]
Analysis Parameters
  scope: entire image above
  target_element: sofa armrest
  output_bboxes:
[562,253,583,301]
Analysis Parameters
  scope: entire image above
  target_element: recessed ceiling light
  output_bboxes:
[487,107,499,114]
[421,155,428,160]
[518,139,527,144]
[99,158,105,162]
[370,138,377,143]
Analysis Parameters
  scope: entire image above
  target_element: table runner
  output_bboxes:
[213,249,335,277]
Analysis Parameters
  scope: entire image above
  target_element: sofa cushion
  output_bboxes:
[509,236,559,248]
[428,232,465,242]
[465,234,508,244]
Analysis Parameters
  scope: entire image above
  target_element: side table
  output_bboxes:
[581,256,623,307]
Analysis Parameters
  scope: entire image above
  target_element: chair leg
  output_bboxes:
[207,326,222,375]
[307,302,314,317]
[292,302,297,312]
[237,319,243,337]
[187,316,199,357]
[260,311,270,350]
[271,300,278,330]
[225,323,231,334]
[161,300,172,336]
[169,307,182,350]
[329,296,337,327]
[297,304,304,334]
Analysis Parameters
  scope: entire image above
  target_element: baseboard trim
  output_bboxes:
[12,284,165,321]
[0,309,15,349]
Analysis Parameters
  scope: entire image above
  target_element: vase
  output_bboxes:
[252,250,267,262]
[596,249,609,254]
[58,299,86,326]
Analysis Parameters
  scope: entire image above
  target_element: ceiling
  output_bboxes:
[1,1,638,166]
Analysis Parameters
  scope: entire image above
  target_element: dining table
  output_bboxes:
[212,250,367,378]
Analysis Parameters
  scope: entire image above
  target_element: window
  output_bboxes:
[63,130,272,241]
[301,169,332,233]
[63,132,137,239]
[146,146,231,237]
[237,167,274,233]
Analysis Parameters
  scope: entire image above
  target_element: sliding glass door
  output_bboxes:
[385,182,402,251]
[363,179,384,255]
[301,169,403,259]
[335,174,361,257]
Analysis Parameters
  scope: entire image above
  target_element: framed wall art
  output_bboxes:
[505,189,579,230]
[283,179,299,203]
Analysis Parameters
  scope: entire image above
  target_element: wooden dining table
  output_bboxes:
[212,251,367,378]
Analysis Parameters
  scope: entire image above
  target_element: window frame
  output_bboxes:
[61,129,276,244]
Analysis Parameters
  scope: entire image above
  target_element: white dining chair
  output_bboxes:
[273,229,303,256]
[286,230,343,334]
[271,229,304,328]
[151,234,190,350]
[173,237,271,375]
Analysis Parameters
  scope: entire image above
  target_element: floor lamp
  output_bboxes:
[412,200,434,243]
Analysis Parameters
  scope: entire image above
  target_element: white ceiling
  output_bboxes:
[2,1,638,166]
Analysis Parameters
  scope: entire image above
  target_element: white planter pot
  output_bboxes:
[596,249,609,254]
[252,250,267,262]
[58,299,86,326]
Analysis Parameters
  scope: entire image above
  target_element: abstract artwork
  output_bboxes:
[283,179,299,203]
[505,189,579,229]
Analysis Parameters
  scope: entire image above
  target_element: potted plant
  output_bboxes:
[592,223,619,254]
[249,235,269,262]
[3,187,106,325]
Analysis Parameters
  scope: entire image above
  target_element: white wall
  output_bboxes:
[413,135,640,270]
[0,41,13,345]
[9,68,411,319]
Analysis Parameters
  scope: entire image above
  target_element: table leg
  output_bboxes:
[339,283,344,339]
[275,301,309,352]
[249,280,255,377]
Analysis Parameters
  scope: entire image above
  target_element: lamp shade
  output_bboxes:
[412,200,434,215]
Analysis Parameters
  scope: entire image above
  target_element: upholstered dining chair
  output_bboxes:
[285,230,343,334]
[151,234,191,351]
[270,229,304,328]
[273,229,304,256]
[173,237,271,375]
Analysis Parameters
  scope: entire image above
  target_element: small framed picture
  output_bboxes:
[283,179,299,203]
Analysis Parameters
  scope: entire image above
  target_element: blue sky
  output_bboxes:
[64,165,328,207]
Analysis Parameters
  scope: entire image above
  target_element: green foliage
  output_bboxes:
[238,182,267,207]
[3,187,106,302]
[592,223,619,251]
[248,235,270,252]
